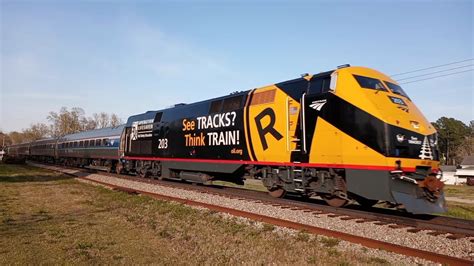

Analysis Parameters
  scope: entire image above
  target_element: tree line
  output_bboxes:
[431,117,473,165]
[0,111,472,165]
[1,107,123,146]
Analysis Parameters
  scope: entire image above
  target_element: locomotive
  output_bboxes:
[5,65,446,214]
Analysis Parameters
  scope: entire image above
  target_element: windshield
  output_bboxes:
[384,81,410,100]
[353,75,387,91]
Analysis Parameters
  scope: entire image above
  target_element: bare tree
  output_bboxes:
[22,123,50,141]
[91,112,123,128]
[48,107,87,137]
[92,112,110,129]
[110,114,123,127]
[8,131,26,144]
[81,117,97,131]
[7,107,123,142]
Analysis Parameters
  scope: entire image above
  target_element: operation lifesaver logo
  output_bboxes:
[182,111,240,147]
[131,119,154,140]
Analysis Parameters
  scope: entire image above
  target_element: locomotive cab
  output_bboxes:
[319,66,445,213]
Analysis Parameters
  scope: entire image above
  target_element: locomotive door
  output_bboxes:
[287,94,305,162]
[122,127,132,154]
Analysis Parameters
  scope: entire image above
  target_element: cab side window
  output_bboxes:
[308,76,331,95]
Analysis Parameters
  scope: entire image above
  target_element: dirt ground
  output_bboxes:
[0,164,392,265]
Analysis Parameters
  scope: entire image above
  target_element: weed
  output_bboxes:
[367,257,389,264]
[77,242,93,250]
[261,223,275,232]
[307,256,317,264]
[158,227,173,239]
[320,237,340,248]
[2,217,15,224]
[338,261,350,266]
[296,231,310,242]
[327,248,341,257]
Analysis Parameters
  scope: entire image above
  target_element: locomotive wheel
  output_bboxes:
[322,195,348,208]
[115,164,123,175]
[268,188,286,198]
[139,170,150,178]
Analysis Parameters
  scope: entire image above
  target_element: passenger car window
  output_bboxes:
[353,75,387,91]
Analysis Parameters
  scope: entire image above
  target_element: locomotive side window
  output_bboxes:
[209,100,223,114]
[353,75,387,91]
[154,112,163,123]
[222,95,244,112]
[79,141,83,147]
[308,76,331,95]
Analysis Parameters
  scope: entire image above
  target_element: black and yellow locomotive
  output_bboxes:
[121,65,445,214]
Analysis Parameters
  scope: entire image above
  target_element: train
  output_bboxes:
[4,65,446,214]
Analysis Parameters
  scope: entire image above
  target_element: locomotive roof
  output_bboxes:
[126,90,249,126]
[59,125,125,142]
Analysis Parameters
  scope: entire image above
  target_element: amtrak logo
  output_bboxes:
[309,99,327,111]
[396,134,405,143]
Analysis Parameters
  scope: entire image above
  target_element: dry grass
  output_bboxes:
[1,164,390,264]
[444,184,474,200]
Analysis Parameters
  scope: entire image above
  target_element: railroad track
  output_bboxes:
[28,162,474,265]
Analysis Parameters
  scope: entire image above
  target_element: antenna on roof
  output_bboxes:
[337,64,351,69]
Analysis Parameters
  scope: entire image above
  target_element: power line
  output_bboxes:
[391,59,473,77]
[396,64,474,81]
[399,69,473,84]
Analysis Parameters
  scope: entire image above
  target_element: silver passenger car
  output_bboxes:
[57,125,124,161]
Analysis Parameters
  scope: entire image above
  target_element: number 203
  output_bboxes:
[158,138,168,149]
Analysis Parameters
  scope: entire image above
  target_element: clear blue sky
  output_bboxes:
[1,0,473,132]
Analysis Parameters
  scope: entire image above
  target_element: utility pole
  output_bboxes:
[446,131,450,165]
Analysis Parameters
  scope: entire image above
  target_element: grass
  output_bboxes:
[440,202,474,220]
[441,184,474,220]
[444,184,474,200]
[0,163,392,265]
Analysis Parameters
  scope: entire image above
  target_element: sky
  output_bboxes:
[1,0,473,132]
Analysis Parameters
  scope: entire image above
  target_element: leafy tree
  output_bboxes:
[432,117,470,165]
[456,120,474,159]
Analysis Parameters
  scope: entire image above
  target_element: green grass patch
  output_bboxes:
[440,202,474,220]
